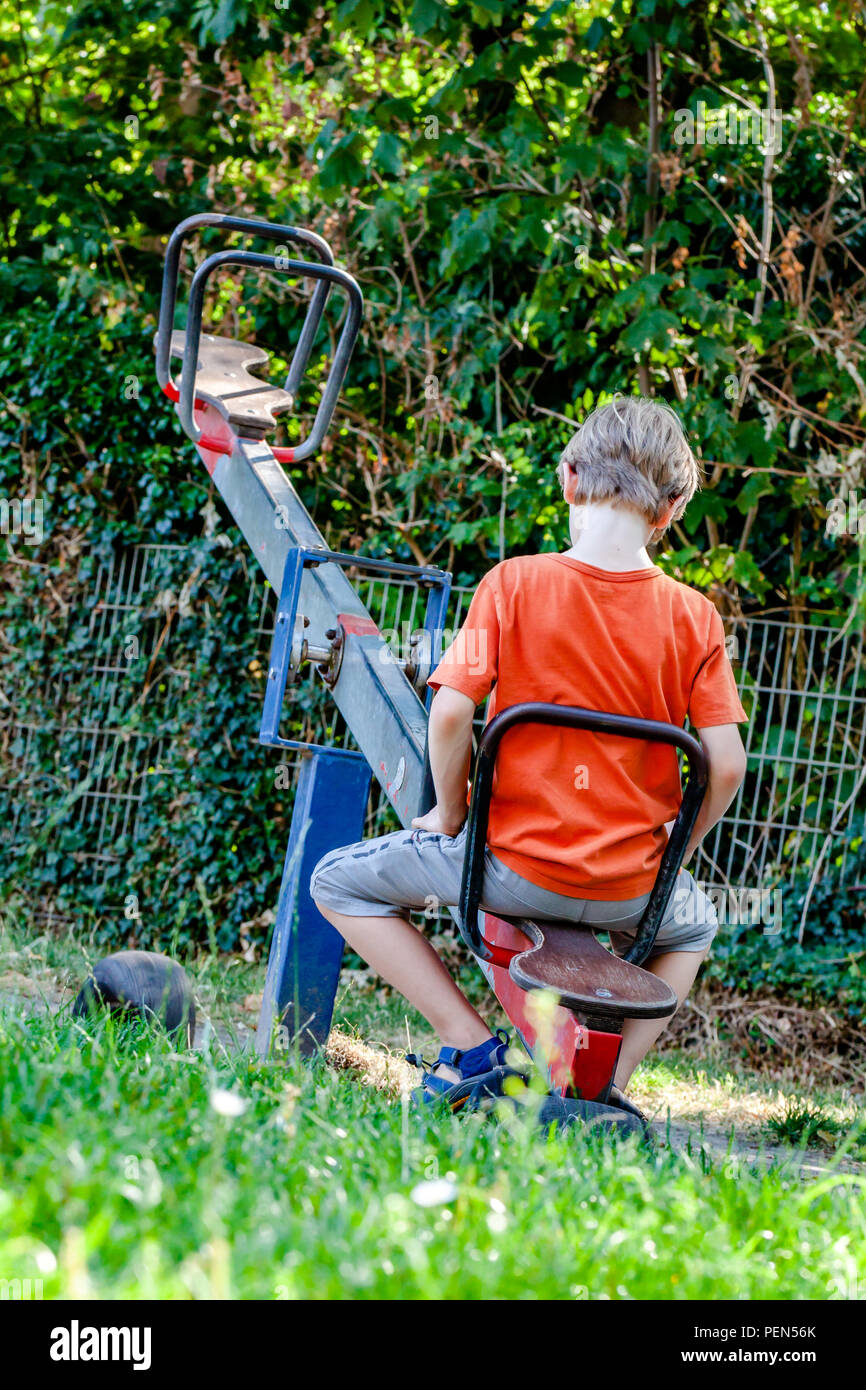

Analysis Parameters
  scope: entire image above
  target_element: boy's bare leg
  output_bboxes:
[318,904,705,1092]
[316,903,492,1069]
[614,948,707,1090]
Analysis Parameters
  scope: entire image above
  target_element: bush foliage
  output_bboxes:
[2,1,865,974]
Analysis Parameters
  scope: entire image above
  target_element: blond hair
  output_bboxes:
[557,395,701,527]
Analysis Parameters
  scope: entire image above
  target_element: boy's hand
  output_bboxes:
[411,804,465,837]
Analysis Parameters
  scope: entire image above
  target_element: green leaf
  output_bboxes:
[620,308,680,353]
[440,206,499,276]
[373,132,403,176]
[191,0,243,44]
[317,135,366,190]
[374,198,401,237]
[695,335,726,367]
[409,0,446,35]
[737,420,778,470]
[559,143,598,179]
[734,472,776,514]
[731,550,770,595]
[585,16,609,50]
[334,0,380,32]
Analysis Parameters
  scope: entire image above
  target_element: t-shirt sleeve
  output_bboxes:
[427,572,500,706]
[689,605,748,727]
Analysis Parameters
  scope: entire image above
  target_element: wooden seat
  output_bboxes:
[508,920,677,1021]
[169,329,294,439]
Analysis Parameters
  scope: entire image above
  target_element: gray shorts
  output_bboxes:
[310,825,718,958]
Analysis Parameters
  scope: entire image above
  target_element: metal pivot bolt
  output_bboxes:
[289,616,345,687]
[318,627,344,687]
[401,629,433,697]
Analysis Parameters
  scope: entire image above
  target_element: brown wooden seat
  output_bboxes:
[508,920,677,1021]
[169,329,294,439]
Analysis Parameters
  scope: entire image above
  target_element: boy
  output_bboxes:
[311,396,747,1111]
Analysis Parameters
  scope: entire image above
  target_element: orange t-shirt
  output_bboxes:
[428,553,747,900]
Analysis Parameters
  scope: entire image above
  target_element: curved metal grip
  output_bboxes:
[155,213,334,402]
[457,703,708,967]
[175,248,363,459]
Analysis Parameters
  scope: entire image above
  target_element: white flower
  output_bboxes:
[409,1179,458,1208]
[210,1088,247,1117]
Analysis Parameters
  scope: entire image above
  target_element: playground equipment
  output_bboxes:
[457,705,707,1124]
[73,951,196,1047]
[155,213,708,1133]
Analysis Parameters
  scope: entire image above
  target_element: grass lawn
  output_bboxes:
[1,941,865,1300]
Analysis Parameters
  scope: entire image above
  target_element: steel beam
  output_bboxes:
[200,427,430,826]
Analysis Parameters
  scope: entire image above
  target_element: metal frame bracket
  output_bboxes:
[259,544,451,758]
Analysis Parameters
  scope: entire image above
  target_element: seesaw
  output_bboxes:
[454,702,708,1133]
[139,212,709,1137]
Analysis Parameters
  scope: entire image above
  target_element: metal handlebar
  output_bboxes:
[155,213,335,403]
[457,703,709,969]
[174,248,363,460]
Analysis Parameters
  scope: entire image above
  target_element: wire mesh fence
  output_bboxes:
[703,617,866,889]
[3,543,865,939]
[4,546,172,860]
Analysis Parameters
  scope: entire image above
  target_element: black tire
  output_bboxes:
[72,950,195,1047]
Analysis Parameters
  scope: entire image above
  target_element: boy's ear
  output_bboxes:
[657,493,686,527]
[560,462,579,505]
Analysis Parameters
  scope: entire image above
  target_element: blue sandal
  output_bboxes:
[406,1029,526,1111]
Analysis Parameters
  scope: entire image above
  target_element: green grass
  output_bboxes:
[764,1098,849,1151]
[1,1001,865,1300]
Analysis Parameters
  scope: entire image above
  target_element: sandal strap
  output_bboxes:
[421,1072,455,1097]
[407,1030,512,1099]
[437,1045,462,1068]
[405,1052,433,1072]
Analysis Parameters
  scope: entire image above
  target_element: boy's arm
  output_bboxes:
[411,686,476,837]
[415,568,500,836]
[671,723,747,864]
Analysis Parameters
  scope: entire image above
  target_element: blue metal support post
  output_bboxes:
[255,749,372,1057]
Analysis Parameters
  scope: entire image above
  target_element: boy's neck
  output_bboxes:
[563,501,657,572]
